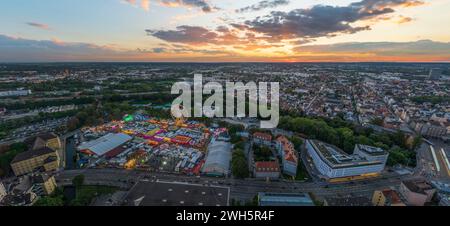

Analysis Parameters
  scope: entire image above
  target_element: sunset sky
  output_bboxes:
[1,0,450,62]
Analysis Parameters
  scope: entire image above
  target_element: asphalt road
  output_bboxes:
[55,168,416,202]
[417,140,450,183]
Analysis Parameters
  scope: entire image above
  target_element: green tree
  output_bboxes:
[290,136,303,150]
[412,136,423,150]
[34,196,64,206]
[232,149,249,179]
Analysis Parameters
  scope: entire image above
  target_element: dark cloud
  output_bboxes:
[159,0,215,13]
[151,47,167,53]
[242,0,424,42]
[26,22,51,30]
[0,34,120,62]
[236,0,290,13]
[147,0,424,47]
[146,25,218,44]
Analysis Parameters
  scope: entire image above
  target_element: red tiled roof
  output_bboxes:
[104,146,126,159]
[382,189,403,205]
[253,132,272,141]
[255,161,280,172]
[276,136,298,164]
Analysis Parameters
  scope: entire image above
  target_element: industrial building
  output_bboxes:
[201,141,232,177]
[305,140,387,180]
[124,181,229,206]
[78,133,132,156]
[258,192,314,206]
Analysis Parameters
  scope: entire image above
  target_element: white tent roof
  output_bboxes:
[202,141,232,175]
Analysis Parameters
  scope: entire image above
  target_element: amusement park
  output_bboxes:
[74,113,232,176]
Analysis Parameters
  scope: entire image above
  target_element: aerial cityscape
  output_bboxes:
[0,0,450,215]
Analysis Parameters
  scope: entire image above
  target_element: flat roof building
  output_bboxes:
[305,140,387,179]
[202,141,232,177]
[124,181,229,206]
[324,196,372,206]
[354,144,389,165]
[78,133,132,156]
[258,192,314,206]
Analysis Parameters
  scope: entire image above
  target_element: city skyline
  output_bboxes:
[1,0,450,62]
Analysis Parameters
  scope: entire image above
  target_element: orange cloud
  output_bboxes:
[396,16,413,24]
[141,0,150,11]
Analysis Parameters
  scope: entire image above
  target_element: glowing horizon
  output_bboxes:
[1,0,450,62]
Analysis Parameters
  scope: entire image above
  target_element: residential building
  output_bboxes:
[305,140,387,179]
[11,147,60,176]
[372,189,406,206]
[258,192,314,206]
[399,179,436,206]
[253,132,272,146]
[254,161,280,179]
[24,132,62,152]
[0,181,6,203]
[11,135,61,177]
[429,68,443,80]
[324,196,372,206]
[0,192,37,206]
[1,176,37,206]
[31,174,57,196]
[275,136,298,176]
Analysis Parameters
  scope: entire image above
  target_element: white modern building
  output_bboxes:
[354,144,389,165]
[305,140,388,179]
[0,89,31,97]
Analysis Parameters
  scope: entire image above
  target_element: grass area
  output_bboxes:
[295,160,310,181]
[70,185,117,206]
[281,159,310,181]
[253,145,273,162]
[34,183,119,206]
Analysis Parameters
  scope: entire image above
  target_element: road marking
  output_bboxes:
[430,145,440,172]
[440,148,450,176]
